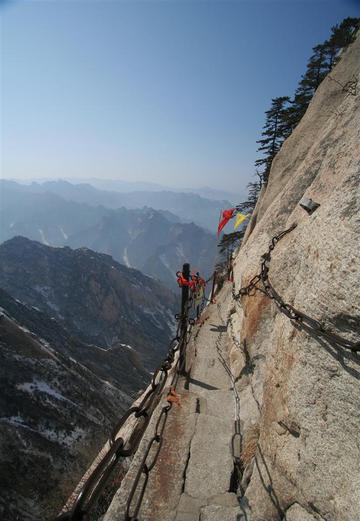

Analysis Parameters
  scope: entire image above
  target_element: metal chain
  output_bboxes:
[215,304,243,491]
[55,293,194,521]
[124,274,206,519]
[95,277,195,521]
[232,223,360,353]
[124,320,193,520]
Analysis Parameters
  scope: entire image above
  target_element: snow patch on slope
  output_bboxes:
[38,228,50,246]
[17,380,76,406]
[159,253,178,281]
[59,226,68,240]
[123,247,131,268]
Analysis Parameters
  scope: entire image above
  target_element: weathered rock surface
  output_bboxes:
[285,503,318,521]
[230,32,360,521]
[199,504,244,521]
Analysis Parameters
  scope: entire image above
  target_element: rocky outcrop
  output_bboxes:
[0,237,177,368]
[228,32,360,521]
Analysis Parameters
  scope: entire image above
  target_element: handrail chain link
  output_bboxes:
[232,223,360,353]
[55,267,196,521]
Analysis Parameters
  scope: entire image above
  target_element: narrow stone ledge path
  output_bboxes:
[104,286,246,521]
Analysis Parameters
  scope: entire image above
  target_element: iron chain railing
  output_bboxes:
[123,323,192,520]
[55,264,196,521]
[232,223,360,352]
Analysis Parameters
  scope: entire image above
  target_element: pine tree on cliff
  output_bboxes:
[285,45,329,130]
[304,44,329,89]
[321,18,359,72]
[255,96,291,184]
[236,168,262,214]
[286,17,360,130]
[237,17,359,218]
[243,180,262,212]
[216,230,245,274]
[328,17,360,60]
[218,230,244,254]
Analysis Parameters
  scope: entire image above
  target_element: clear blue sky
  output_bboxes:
[1,0,359,192]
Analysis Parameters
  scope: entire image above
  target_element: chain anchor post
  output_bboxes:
[179,263,190,373]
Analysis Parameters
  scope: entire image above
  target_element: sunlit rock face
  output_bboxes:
[229,33,360,521]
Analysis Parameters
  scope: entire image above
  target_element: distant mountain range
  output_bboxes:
[8,177,245,205]
[1,179,230,231]
[66,208,216,289]
[0,180,217,289]
[72,178,245,204]
[0,237,178,520]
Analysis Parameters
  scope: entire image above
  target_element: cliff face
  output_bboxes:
[229,33,360,520]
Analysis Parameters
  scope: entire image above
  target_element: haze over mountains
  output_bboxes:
[9,177,243,206]
[1,179,231,231]
[71,179,245,204]
[0,180,218,289]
